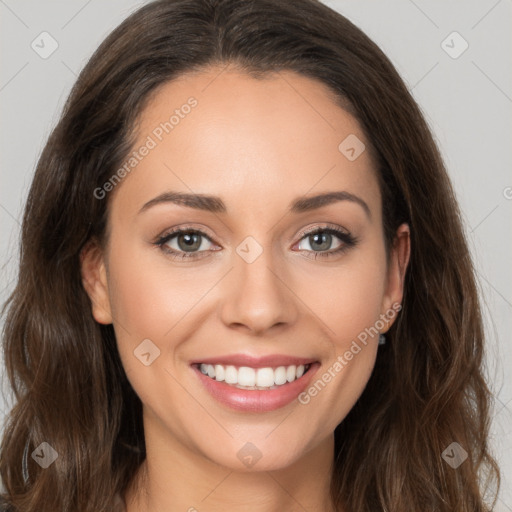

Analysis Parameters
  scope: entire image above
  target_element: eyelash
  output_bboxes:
[154,224,358,261]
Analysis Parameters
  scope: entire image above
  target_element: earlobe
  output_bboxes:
[380,223,410,333]
[80,239,113,325]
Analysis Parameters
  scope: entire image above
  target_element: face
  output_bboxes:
[82,65,409,472]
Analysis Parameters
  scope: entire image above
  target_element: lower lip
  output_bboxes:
[192,363,320,413]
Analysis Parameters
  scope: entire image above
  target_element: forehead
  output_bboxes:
[111,65,380,221]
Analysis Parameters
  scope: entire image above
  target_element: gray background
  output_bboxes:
[0,0,510,508]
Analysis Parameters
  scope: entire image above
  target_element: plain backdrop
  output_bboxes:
[1,0,511,508]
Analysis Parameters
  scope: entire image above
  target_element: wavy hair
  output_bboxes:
[0,0,500,510]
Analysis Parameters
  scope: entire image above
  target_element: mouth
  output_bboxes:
[192,362,314,391]
[190,357,321,413]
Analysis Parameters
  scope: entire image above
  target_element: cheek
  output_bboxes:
[104,237,184,379]
[291,244,386,416]
[106,237,202,335]
[297,251,387,344]
[295,256,385,437]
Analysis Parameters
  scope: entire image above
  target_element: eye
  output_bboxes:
[154,228,218,260]
[294,225,358,259]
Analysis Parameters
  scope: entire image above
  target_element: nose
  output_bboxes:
[219,243,299,335]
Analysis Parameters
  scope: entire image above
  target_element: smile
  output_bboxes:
[195,363,312,390]
[191,358,321,412]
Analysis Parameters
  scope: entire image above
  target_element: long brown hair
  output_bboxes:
[0,0,500,510]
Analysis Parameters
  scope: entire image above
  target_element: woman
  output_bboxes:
[0,0,500,510]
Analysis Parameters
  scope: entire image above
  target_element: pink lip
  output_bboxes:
[191,361,321,413]
[189,353,317,369]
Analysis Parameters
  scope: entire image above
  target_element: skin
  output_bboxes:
[81,64,410,512]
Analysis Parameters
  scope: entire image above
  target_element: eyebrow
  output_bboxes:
[139,190,371,219]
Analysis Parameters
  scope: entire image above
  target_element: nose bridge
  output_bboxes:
[219,233,298,333]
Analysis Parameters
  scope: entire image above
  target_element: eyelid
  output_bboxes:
[155,222,350,246]
[154,224,217,244]
[294,222,351,241]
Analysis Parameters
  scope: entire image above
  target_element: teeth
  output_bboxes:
[256,367,274,387]
[238,367,256,386]
[214,364,225,382]
[274,366,287,385]
[225,365,237,384]
[286,365,296,382]
[198,363,310,389]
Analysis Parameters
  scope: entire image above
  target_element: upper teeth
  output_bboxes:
[199,364,310,389]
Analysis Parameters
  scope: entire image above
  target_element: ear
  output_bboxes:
[80,239,113,325]
[380,223,410,333]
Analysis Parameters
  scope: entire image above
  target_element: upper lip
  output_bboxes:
[190,354,318,369]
